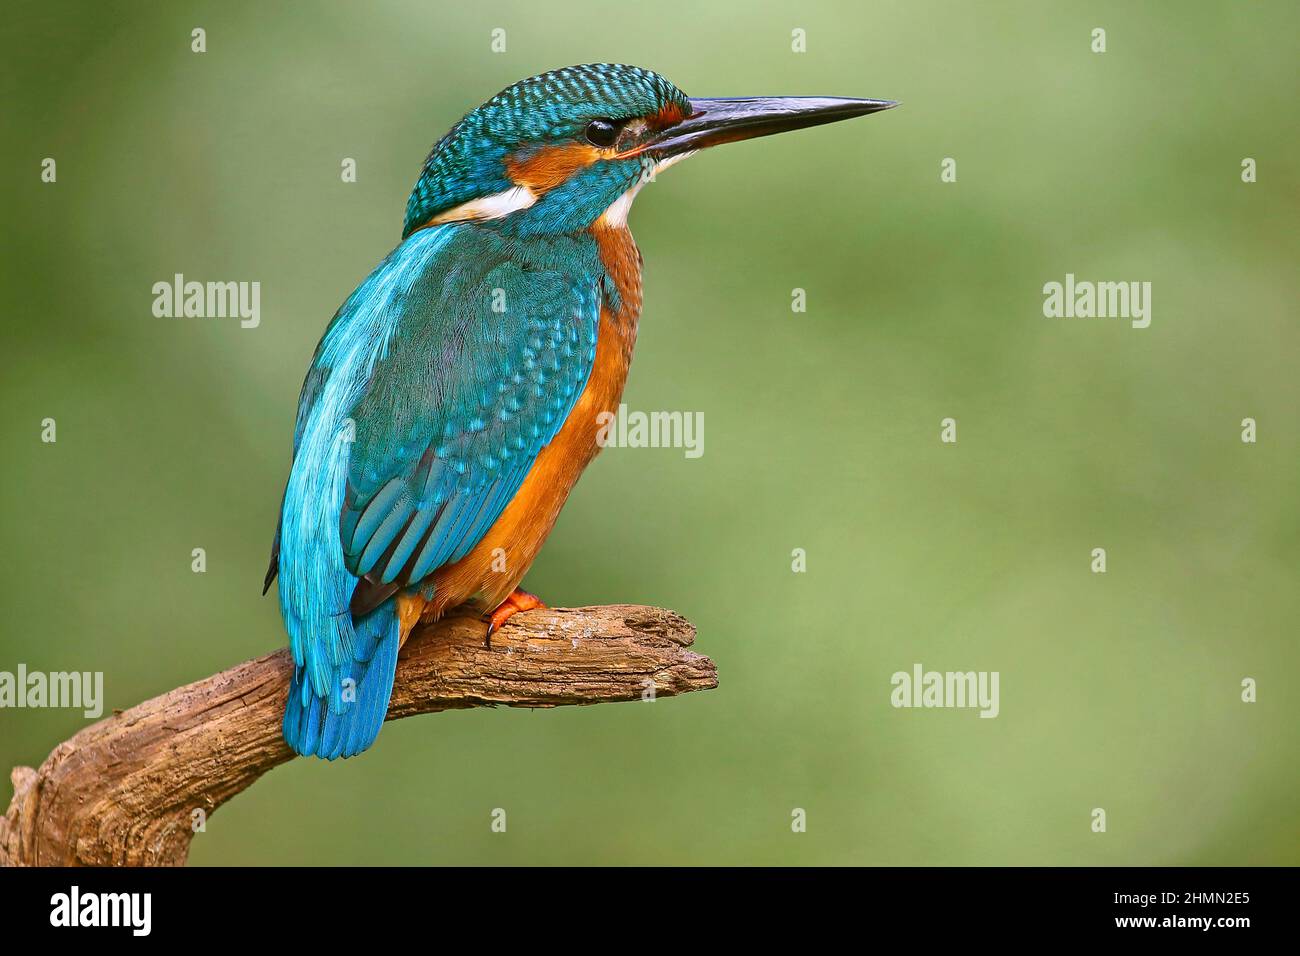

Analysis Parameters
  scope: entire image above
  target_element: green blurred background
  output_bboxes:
[3,0,1297,865]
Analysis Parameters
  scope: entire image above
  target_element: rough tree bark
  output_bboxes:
[0,605,714,867]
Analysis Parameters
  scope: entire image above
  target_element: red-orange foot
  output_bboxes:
[484,588,547,647]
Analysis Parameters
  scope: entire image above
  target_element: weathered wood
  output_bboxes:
[0,605,713,866]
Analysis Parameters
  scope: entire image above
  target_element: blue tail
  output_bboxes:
[282,598,401,760]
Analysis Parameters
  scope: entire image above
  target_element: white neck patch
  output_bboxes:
[425,150,698,231]
[599,151,697,229]
[426,185,538,225]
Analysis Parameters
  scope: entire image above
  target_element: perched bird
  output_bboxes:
[265,64,894,759]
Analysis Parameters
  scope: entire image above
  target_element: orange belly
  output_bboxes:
[414,224,642,626]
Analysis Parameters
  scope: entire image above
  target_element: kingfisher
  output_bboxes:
[265,64,895,759]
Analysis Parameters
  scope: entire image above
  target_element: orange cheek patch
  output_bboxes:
[505,143,601,193]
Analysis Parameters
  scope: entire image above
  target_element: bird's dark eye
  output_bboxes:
[584,118,621,148]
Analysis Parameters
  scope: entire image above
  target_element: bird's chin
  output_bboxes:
[651,149,697,173]
[597,150,698,230]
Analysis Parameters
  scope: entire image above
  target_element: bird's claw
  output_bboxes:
[483,588,547,648]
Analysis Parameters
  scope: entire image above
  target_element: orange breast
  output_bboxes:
[421,224,643,621]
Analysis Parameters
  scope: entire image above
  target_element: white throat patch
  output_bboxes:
[599,151,697,229]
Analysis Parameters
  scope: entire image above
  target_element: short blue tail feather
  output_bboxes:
[283,598,401,760]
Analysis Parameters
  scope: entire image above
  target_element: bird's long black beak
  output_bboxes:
[639,96,897,160]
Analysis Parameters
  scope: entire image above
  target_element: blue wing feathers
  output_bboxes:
[275,224,602,758]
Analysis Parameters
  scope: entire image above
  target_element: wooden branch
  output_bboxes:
[0,605,713,867]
